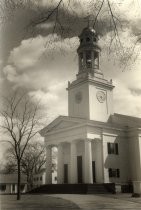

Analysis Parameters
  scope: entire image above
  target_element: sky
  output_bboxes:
[0,0,141,160]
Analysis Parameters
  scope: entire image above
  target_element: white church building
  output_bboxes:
[40,26,141,195]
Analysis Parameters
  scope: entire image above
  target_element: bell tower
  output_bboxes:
[77,27,103,79]
[67,26,114,122]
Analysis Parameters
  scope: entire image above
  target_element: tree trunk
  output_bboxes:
[17,160,21,200]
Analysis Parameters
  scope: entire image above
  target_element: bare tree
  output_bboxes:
[21,142,46,190]
[0,92,41,200]
[3,142,57,190]
[4,142,46,190]
[21,144,57,189]
[1,155,17,174]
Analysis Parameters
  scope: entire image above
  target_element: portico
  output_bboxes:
[45,140,102,184]
[40,116,104,185]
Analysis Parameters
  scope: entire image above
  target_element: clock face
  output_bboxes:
[96,91,106,103]
[75,92,82,104]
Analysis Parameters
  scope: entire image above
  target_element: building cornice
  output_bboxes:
[42,120,126,137]
[67,77,114,91]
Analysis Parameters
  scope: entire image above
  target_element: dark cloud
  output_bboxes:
[1,0,130,64]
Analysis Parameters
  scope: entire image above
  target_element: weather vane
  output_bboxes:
[83,14,94,27]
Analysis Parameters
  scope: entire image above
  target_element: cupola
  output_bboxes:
[77,27,103,79]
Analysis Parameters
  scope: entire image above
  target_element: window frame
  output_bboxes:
[107,142,118,155]
[109,168,120,178]
[0,184,6,191]
[12,184,15,191]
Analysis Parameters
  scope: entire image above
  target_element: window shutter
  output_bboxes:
[107,143,111,154]
[115,143,118,155]
[109,168,112,177]
[117,169,120,178]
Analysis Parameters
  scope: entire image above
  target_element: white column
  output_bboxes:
[84,139,93,183]
[70,141,77,183]
[15,184,17,193]
[57,143,64,184]
[46,145,52,184]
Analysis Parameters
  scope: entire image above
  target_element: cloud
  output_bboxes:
[2,23,141,120]
[98,27,141,117]
[3,65,17,82]
[2,34,78,120]
[2,34,78,89]
[8,36,45,70]
[7,33,78,69]
[114,79,141,117]
[1,0,141,68]
[36,0,92,16]
[28,81,68,121]
[1,0,141,121]
[37,0,141,21]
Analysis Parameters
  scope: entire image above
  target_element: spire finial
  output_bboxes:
[84,14,93,28]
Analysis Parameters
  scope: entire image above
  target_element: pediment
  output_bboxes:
[50,120,79,132]
[40,116,84,136]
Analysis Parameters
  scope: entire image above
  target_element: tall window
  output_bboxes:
[94,52,99,69]
[12,184,15,192]
[79,53,84,68]
[0,184,6,192]
[107,143,118,155]
[109,168,120,178]
[86,51,92,68]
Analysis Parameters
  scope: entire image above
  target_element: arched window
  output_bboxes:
[79,53,84,68]
[86,37,90,42]
[86,51,92,68]
[94,52,99,68]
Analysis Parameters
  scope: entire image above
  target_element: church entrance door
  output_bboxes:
[92,161,96,182]
[77,156,83,183]
[64,164,68,183]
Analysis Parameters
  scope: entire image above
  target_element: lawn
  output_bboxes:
[0,194,80,210]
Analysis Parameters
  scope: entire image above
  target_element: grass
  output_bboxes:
[0,194,80,210]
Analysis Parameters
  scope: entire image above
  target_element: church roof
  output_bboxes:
[110,113,141,128]
[40,113,141,136]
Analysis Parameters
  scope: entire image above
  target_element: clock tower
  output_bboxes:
[67,27,114,122]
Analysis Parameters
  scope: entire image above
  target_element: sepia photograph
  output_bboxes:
[0,0,141,209]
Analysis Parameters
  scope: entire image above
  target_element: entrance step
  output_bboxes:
[87,183,115,194]
[29,183,115,194]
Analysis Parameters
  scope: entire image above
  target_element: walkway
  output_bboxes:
[51,194,141,210]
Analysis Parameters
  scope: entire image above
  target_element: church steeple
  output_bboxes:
[67,26,114,122]
[77,27,103,80]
